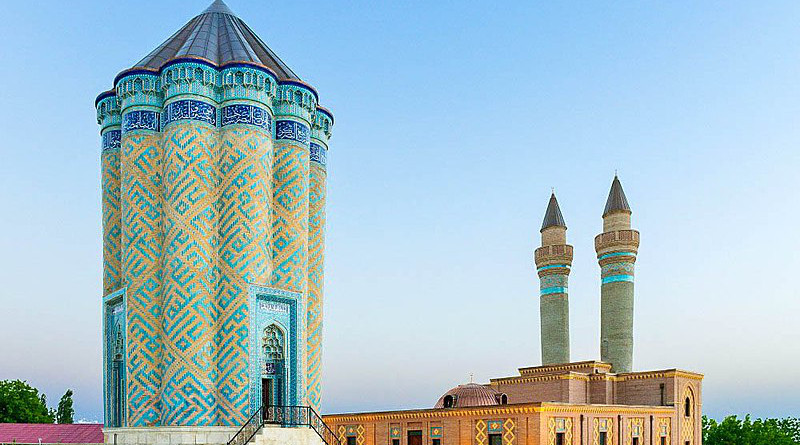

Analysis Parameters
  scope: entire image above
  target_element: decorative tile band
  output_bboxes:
[598,251,636,260]
[310,142,327,166]
[275,120,310,144]
[601,262,634,278]
[102,130,121,150]
[602,275,634,284]
[122,110,159,133]
[430,427,442,438]
[221,104,271,130]
[541,286,567,295]
[537,264,570,272]
[163,100,217,128]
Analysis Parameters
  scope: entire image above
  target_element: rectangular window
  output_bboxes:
[432,440,440,445]
[555,433,565,445]
[632,438,639,445]
[393,440,400,445]
[347,438,356,445]
[489,434,502,445]
[661,438,666,445]
[599,432,607,445]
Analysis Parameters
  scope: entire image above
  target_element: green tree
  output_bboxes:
[703,415,799,445]
[56,389,74,424]
[777,418,800,443]
[0,380,54,423]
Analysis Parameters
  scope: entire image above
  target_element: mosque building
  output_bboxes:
[96,1,332,444]
[323,178,704,445]
[94,2,702,445]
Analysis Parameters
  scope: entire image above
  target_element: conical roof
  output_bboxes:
[541,193,566,231]
[603,175,631,216]
[132,0,300,80]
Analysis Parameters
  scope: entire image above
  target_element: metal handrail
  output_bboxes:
[227,406,264,445]
[226,405,341,445]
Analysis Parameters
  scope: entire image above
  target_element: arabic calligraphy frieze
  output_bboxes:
[275,120,310,144]
[162,100,217,128]
[310,142,327,166]
[221,104,271,130]
[122,110,160,133]
[102,130,121,151]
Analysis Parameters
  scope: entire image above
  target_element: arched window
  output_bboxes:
[263,325,285,360]
[443,395,454,408]
[684,396,691,417]
[500,394,508,405]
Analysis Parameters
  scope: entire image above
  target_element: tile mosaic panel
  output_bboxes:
[122,110,160,133]
[163,99,217,128]
[310,142,327,166]
[248,285,306,414]
[275,120,310,144]
[221,104,272,130]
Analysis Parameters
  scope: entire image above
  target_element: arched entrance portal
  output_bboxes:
[262,324,286,410]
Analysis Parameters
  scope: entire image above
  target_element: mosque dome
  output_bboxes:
[130,0,300,80]
[434,383,507,409]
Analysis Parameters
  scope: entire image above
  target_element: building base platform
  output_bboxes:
[103,426,323,445]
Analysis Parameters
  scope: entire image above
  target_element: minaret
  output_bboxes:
[595,176,640,373]
[534,193,572,365]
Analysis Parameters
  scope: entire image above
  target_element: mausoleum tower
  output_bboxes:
[96,0,333,435]
[595,176,639,373]
[534,193,572,365]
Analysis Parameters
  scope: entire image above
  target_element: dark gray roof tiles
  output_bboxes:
[133,0,300,80]
[541,193,566,231]
[603,175,632,216]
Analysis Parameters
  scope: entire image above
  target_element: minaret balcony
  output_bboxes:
[534,244,574,265]
[594,229,640,253]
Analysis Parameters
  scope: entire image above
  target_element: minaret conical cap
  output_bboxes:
[603,175,631,217]
[132,0,300,80]
[541,193,566,231]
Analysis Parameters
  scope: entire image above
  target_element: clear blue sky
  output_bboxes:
[1,0,799,422]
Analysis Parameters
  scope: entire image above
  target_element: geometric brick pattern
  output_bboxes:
[502,418,515,445]
[217,125,273,425]
[102,140,122,296]
[270,124,309,295]
[160,121,220,425]
[475,420,487,445]
[307,161,326,410]
[120,129,164,426]
[681,386,695,445]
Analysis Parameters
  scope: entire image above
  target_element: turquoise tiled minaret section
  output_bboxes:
[97,0,333,427]
[534,193,572,365]
[595,176,639,373]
